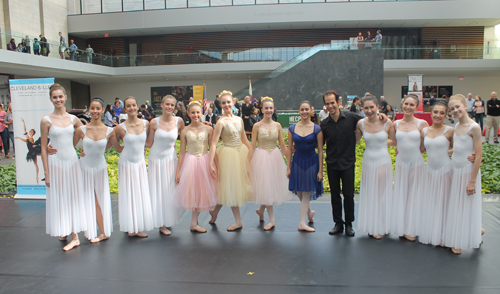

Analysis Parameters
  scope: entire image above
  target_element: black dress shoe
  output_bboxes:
[329,224,343,235]
[345,226,355,237]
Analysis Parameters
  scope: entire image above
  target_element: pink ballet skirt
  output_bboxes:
[251,147,289,206]
[175,152,218,211]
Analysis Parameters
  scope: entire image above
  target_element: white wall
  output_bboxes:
[383,74,500,109]
[90,78,251,107]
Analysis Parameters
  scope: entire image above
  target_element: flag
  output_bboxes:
[249,79,253,100]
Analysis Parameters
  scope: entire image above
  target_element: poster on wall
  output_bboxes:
[423,86,437,98]
[10,78,54,199]
[408,74,423,92]
[150,86,194,111]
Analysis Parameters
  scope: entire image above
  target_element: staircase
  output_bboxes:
[233,44,332,99]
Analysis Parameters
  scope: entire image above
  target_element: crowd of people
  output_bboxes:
[37,84,484,257]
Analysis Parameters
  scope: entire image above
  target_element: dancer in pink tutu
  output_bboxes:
[174,101,217,233]
[249,97,290,231]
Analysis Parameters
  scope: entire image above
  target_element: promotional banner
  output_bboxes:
[408,74,424,112]
[150,86,195,110]
[10,78,54,199]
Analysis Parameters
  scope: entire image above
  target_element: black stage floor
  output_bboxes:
[1,198,499,294]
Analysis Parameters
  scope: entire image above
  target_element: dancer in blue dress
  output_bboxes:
[287,101,323,232]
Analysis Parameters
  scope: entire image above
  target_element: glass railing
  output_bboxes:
[68,0,442,15]
[2,30,499,66]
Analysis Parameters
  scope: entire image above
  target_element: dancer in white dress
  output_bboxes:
[145,95,184,236]
[74,97,123,243]
[390,94,428,241]
[355,95,395,239]
[114,96,154,238]
[249,97,290,231]
[40,83,86,251]
[419,102,454,246]
[444,94,484,255]
[174,101,217,233]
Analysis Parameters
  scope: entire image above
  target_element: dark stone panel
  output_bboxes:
[254,50,384,110]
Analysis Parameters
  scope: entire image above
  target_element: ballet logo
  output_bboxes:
[289,116,301,124]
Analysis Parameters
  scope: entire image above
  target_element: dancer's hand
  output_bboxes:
[210,163,217,180]
[317,171,323,182]
[45,175,50,188]
[466,181,476,196]
[175,172,180,184]
[80,148,86,157]
[467,153,475,163]
[286,169,290,179]
[47,144,57,155]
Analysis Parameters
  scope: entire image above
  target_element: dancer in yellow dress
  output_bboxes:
[209,90,253,231]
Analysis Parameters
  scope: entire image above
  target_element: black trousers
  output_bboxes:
[327,164,355,226]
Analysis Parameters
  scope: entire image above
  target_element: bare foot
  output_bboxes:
[190,225,207,233]
[308,210,315,223]
[481,228,485,235]
[90,234,109,243]
[63,239,80,251]
[298,225,315,232]
[451,247,461,255]
[209,210,217,224]
[369,234,382,240]
[227,223,243,231]
[159,226,172,236]
[403,234,416,242]
[128,232,148,238]
[256,209,264,222]
[439,243,445,247]
[264,222,275,231]
[59,236,67,241]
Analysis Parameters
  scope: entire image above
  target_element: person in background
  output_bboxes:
[466,93,476,119]
[365,31,373,49]
[249,107,261,130]
[112,100,122,117]
[59,32,66,59]
[429,95,437,106]
[474,96,485,131]
[115,97,124,108]
[5,103,14,156]
[17,43,23,52]
[25,36,31,54]
[485,91,500,144]
[209,102,219,116]
[40,34,49,56]
[8,39,16,51]
[375,30,383,49]
[319,106,329,123]
[204,105,217,127]
[0,104,11,158]
[233,97,241,117]
[241,95,254,133]
[33,38,40,55]
[176,101,189,125]
[86,44,94,64]
[379,96,389,112]
[272,107,278,122]
[21,38,27,53]
[384,104,396,122]
[214,94,222,114]
[69,40,77,61]
[357,32,364,49]
[139,104,152,121]
[104,104,118,127]
[145,100,155,118]
[350,97,362,115]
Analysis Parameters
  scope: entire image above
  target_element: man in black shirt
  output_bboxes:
[321,90,386,236]
[486,91,500,144]
[214,94,222,115]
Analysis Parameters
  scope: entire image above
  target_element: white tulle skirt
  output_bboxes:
[46,155,87,237]
[390,156,425,237]
[174,152,217,211]
[118,158,154,233]
[419,163,452,246]
[148,156,180,227]
[358,156,393,236]
[81,161,113,240]
[251,147,289,206]
[443,165,482,249]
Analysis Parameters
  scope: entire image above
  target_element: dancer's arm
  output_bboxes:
[209,120,224,179]
[248,122,259,161]
[388,121,398,147]
[145,118,157,148]
[317,131,324,182]
[355,120,363,144]
[467,125,483,196]
[286,129,294,179]
[107,129,123,152]
[73,127,83,147]
[277,123,289,159]
[175,128,188,184]
[40,119,51,187]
